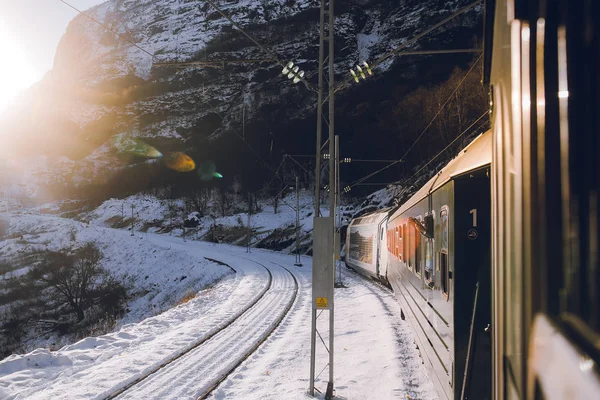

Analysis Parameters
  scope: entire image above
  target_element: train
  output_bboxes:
[345,130,492,399]
[345,1,599,399]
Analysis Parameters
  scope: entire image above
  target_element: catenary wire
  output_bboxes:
[57,0,157,60]
[347,54,483,189]
[203,0,316,92]
[334,0,483,93]
[393,110,489,188]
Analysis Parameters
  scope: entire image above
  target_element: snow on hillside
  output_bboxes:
[86,191,327,252]
[0,213,233,347]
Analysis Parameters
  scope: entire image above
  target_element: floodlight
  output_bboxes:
[350,61,373,83]
[283,61,304,84]
[293,70,305,84]
[282,61,294,74]
[356,65,366,79]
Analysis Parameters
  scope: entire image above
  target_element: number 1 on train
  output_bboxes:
[470,209,477,227]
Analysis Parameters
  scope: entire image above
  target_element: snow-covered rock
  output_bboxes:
[0,0,481,202]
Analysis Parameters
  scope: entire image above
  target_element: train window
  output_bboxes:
[409,223,415,270]
[403,224,409,268]
[414,221,421,276]
[440,207,449,251]
[387,229,390,252]
[394,226,399,257]
[398,225,403,261]
[441,251,449,299]
[440,207,449,299]
[425,239,433,284]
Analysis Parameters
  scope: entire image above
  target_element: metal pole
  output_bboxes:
[326,0,335,396]
[295,176,303,266]
[335,135,342,286]
[309,307,317,396]
[310,0,326,395]
[314,0,325,218]
[247,193,252,253]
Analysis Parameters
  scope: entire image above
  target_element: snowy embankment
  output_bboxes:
[85,191,323,250]
[0,213,233,326]
[0,213,436,399]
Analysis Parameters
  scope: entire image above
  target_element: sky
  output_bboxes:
[0,0,106,111]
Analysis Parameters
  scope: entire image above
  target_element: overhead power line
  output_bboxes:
[393,110,490,187]
[395,53,484,162]
[335,0,483,93]
[153,58,276,69]
[203,0,316,92]
[346,54,484,189]
[57,0,156,59]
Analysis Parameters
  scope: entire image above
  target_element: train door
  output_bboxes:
[453,168,492,399]
[376,217,389,280]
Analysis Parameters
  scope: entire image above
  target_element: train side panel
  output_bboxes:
[388,183,455,400]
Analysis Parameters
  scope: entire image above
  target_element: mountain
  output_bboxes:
[0,0,482,204]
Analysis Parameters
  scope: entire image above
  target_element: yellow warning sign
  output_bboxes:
[316,297,328,308]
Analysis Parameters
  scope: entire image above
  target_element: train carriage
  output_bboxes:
[345,208,392,283]
[387,130,492,400]
[485,1,600,399]
[344,1,599,398]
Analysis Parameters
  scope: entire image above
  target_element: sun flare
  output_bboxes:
[0,25,39,113]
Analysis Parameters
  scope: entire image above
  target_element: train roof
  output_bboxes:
[391,129,491,218]
[349,207,394,226]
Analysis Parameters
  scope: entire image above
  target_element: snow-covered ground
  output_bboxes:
[0,211,437,399]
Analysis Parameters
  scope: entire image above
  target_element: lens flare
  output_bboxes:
[163,152,196,172]
[197,161,223,181]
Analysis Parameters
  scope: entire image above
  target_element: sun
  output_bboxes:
[0,25,39,113]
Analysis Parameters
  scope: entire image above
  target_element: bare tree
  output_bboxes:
[32,244,106,322]
[215,187,233,217]
[190,187,212,217]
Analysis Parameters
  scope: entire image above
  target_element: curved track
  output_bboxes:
[111,258,298,400]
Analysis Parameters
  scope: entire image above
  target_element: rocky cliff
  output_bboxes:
[0,0,482,203]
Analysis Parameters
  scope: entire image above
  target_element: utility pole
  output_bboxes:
[310,0,335,398]
[334,135,345,288]
[247,193,252,253]
[183,201,187,243]
[130,204,135,236]
[295,176,303,266]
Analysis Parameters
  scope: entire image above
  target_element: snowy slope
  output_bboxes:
[0,213,233,351]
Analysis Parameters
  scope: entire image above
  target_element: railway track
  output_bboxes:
[107,258,298,400]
